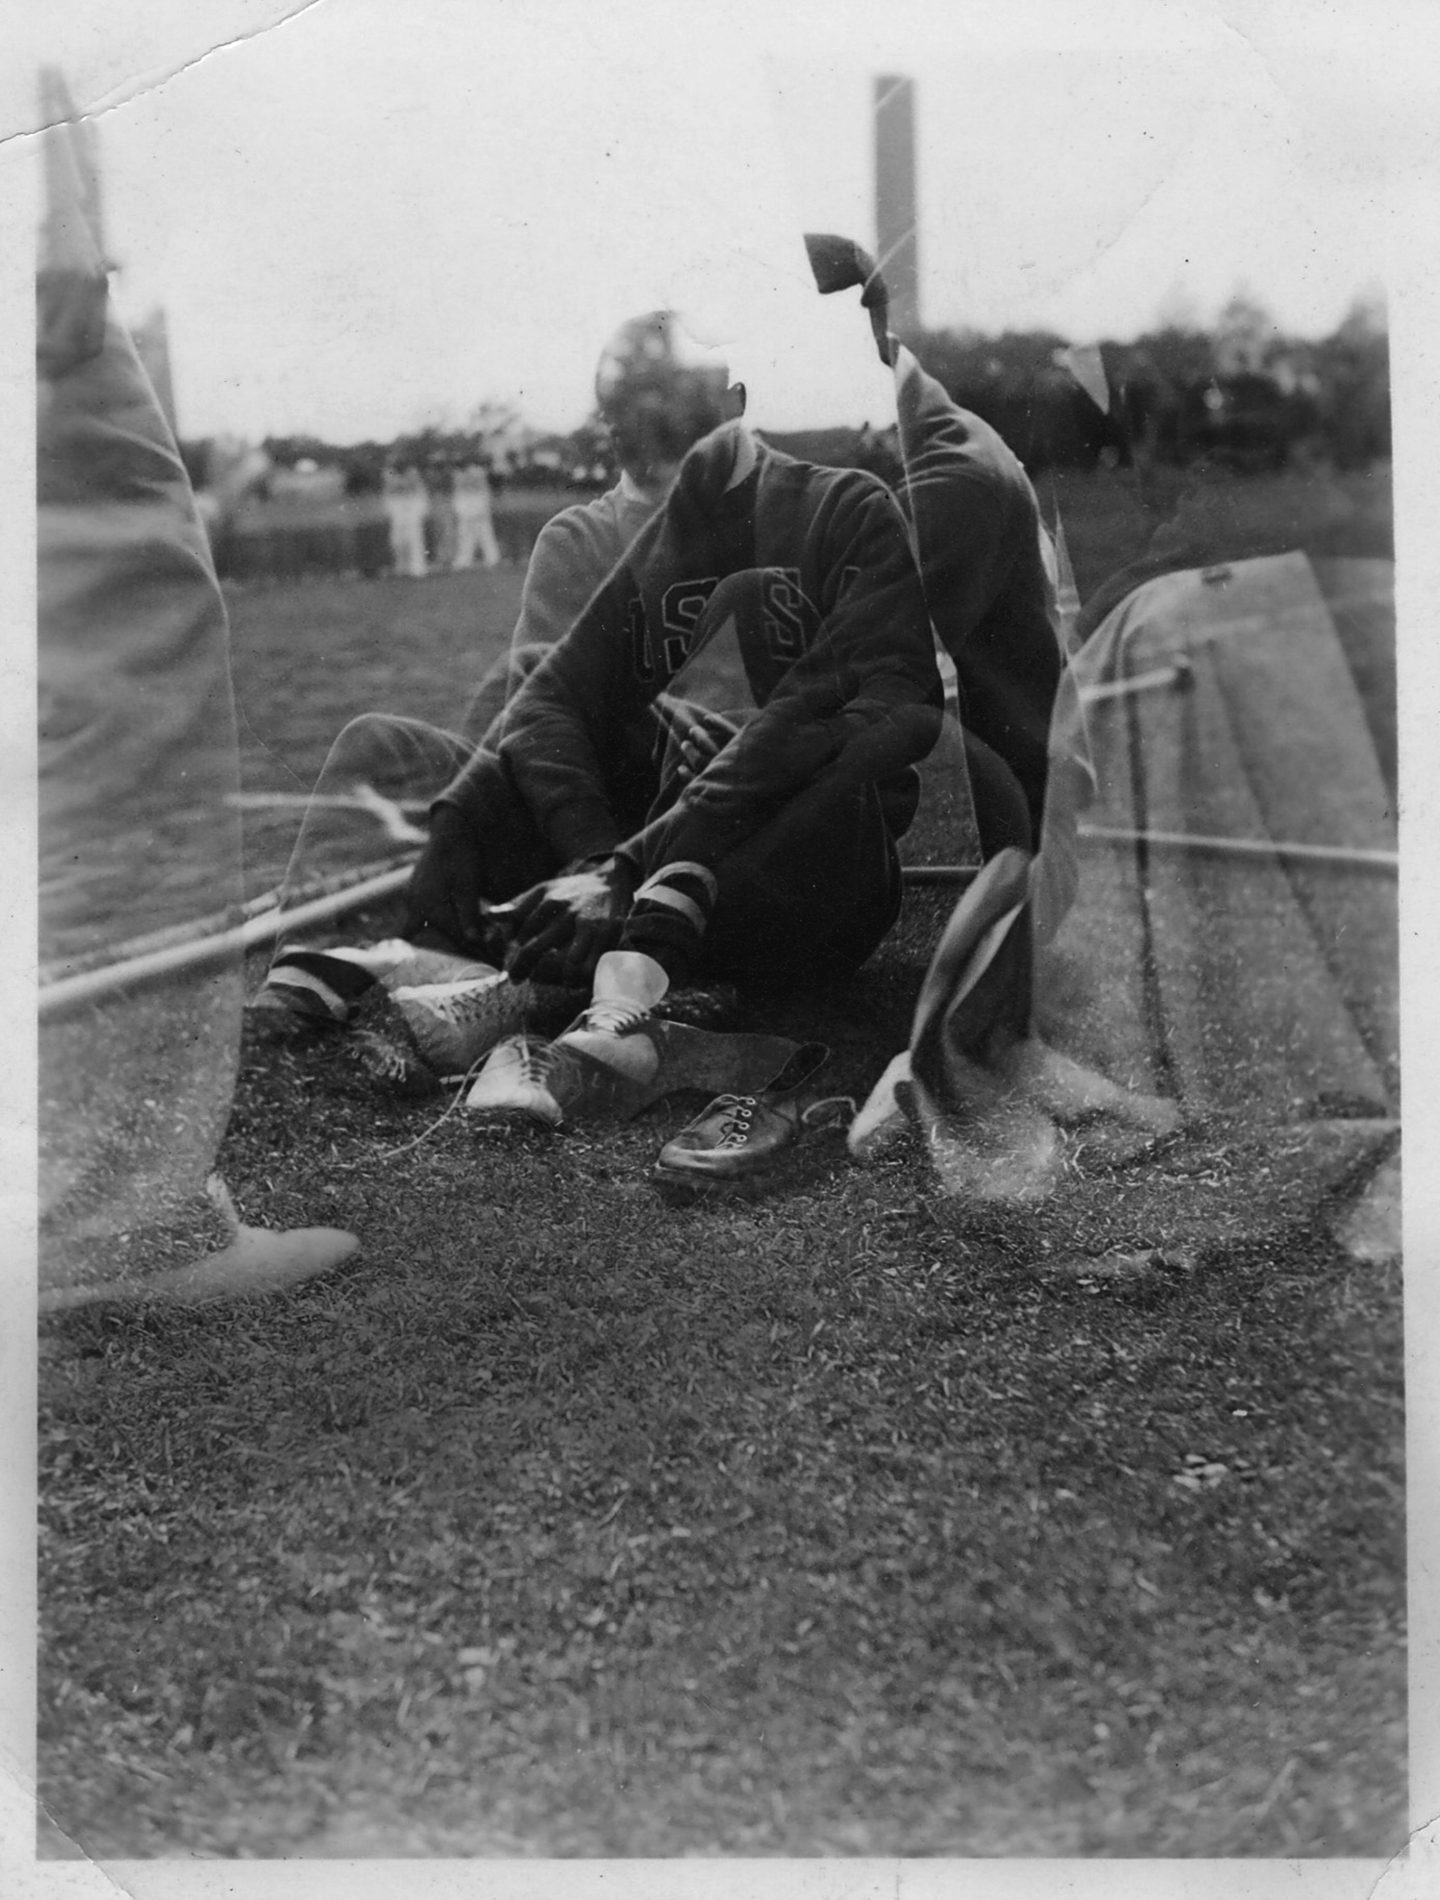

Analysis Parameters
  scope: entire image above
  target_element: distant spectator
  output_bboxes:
[452,458,502,570]
[382,463,429,578]
[427,462,459,570]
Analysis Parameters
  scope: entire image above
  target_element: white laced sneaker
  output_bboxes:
[462,951,670,1128]
[463,1035,576,1128]
[389,972,531,1076]
[553,950,669,1085]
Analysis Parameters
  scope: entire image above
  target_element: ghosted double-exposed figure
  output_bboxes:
[36,109,357,1306]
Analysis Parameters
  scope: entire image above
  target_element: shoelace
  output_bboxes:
[709,1094,757,1147]
[509,1035,565,1085]
[422,977,513,1026]
[376,1035,539,1163]
[576,998,651,1037]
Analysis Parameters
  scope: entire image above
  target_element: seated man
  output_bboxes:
[257,310,1039,1132]
[402,311,949,1121]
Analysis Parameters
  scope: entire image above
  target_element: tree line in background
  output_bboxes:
[206,290,1388,500]
[902,290,1389,478]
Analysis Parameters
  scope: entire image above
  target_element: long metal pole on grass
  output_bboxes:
[43,824,1397,1018]
[900,829,1397,887]
[39,859,416,1019]
[1077,826,1397,871]
[41,850,421,983]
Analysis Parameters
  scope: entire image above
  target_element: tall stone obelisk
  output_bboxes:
[873,75,920,336]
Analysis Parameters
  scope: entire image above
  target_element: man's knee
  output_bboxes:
[420,753,555,909]
[699,782,901,986]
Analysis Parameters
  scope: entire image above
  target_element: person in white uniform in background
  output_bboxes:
[383,463,430,578]
[452,458,502,570]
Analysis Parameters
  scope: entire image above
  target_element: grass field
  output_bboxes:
[36,463,1405,1859]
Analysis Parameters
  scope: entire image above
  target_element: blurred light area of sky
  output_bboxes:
[7,0,1428,443]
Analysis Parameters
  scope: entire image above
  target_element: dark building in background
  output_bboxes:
[874,74,920,336]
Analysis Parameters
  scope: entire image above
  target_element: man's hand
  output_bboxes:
[505,858,636,987]
[655,700,738,786]
[402,802,489,954]
[675,717,726,783]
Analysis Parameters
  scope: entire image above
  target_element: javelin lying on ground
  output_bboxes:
[40,819,1397,1019]
[39,855,418,1018]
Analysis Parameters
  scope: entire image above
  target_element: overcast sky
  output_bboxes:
[8,0,1433,442]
